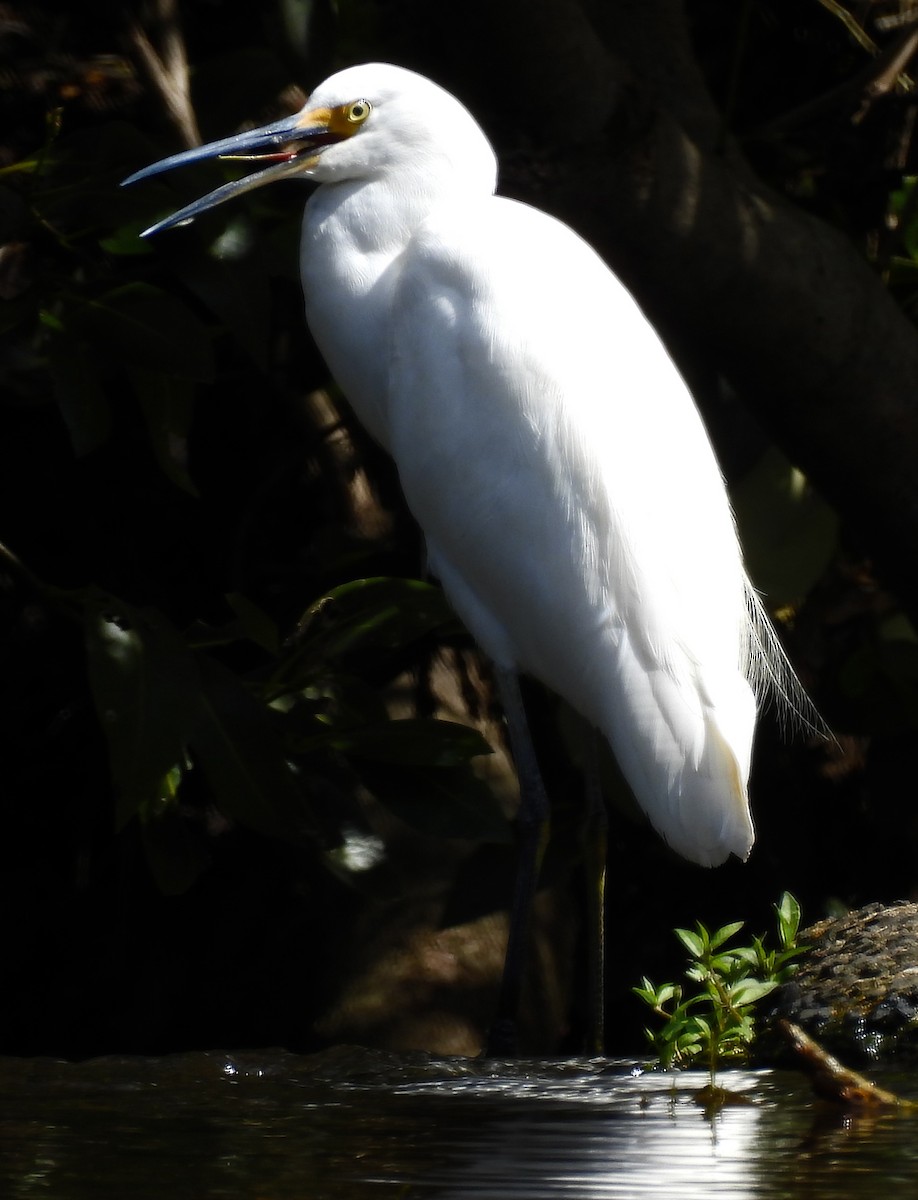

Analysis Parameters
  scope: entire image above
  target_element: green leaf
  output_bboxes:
[675,927,705,958]
[653,983,678,1007]
[139,767,211,895]
[175,250,271,370]
[293,577,459,664]
[130,368,200,496]
[637,892,806,1070]
[776,891,801,947]
[837,635,918,732]
[35,122,162,237]
[48,332,112,456]
[98,217,158,257]
[268,672,390,736]
[708,920,745,950]
[328,718,492,767]
[730,979,778,1006]
[709,951,744,978]
[225,592,280,654]
[732,446,839,607]
[890,176,918,259]
[357,760,510,842]
[730,945,761,970]
[84,596,202,828]
[63,282,215,382]
[189,654,314,839]
[689,1015,711,1039]
[632,980,657,1005]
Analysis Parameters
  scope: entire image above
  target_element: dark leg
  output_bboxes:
[486,666,551,1056]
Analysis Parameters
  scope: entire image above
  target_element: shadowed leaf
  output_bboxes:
[64,282,215,382]
[84,596,202,829]
[294,576,459,663]
[130,368,199,496]
[325,717,492,767]
[357,759,510,842]
[48,332,112,456]
[225,592,281,654]
[189,654,314,839]
[175,249,271,369]
[733,447,839,606]
[139,767,212,895]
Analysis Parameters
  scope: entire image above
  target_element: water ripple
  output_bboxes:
[1,1050,916,1198]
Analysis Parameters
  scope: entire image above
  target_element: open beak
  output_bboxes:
[122,109,339,237]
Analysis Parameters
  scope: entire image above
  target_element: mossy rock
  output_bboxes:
[766,902,918,1064]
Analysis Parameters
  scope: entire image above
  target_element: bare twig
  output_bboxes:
[127,0,201,147]
[863,23,918,101]
[816,0,880,56]
[778,1020,909,1107]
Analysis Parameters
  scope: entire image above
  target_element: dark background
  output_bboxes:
[2,0,918,1058]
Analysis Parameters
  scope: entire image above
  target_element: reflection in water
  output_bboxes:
[388,1070,772,1198]
[430,1105,763,1197]
[0,1051,916,1199]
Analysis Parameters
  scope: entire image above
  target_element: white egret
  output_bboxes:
[124,62,806,1045]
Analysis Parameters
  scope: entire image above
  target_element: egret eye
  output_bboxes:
[347,99,371,124]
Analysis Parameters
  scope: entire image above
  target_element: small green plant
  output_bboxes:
[633,892,805,1071]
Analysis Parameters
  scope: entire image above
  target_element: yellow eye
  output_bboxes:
[346,99,371,124]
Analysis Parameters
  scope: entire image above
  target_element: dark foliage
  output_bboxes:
[3,0,918,1057]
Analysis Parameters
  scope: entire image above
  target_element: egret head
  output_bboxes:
[122,63,497,236]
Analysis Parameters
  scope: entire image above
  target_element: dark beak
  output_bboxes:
[122,110,337,236]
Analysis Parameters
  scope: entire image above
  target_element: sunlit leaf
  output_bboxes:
[729,979,778,1006]
[776,891,801,946]
[675,928,705,958]
[708,920,744,950]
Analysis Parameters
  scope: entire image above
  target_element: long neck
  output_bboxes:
[300,177,434,448]
[300,145,496,448]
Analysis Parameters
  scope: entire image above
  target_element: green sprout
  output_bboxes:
[634,891,805,1071]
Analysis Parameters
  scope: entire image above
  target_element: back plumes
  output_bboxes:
[742,578,827,739]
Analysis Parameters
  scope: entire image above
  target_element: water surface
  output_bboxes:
[1,1048,916,1198]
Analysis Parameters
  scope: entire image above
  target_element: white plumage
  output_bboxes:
[385,192,756,865]
[125,61,796,868]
